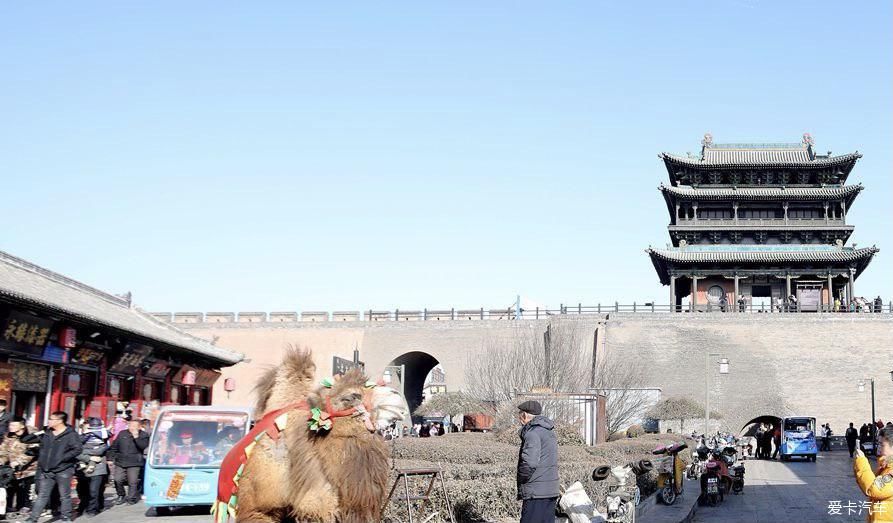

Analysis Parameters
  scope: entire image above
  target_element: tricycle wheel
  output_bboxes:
[660,485,676,505]
[153,507,173,517]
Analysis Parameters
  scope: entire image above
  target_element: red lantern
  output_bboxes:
[58,327,77,349]
[66,373,81,393]
[182,370,196,386]
[224,378,236,392]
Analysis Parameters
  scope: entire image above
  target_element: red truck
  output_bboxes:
[462,413,494,432]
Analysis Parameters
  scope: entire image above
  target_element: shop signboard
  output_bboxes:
[333,356,364,376]
[171,366,221,388]
[144,361,170,379]
[0,312,52,357]
[109,343,153,374]
[13,363,48,393]
[72,346,105,366]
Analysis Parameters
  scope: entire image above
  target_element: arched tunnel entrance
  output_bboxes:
[386,351,440,417]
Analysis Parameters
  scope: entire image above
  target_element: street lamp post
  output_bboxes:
[859,378,876,427]
[705,353,730,435]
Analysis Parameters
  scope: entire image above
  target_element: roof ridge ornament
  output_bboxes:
[802,132,815,160]
[701,132,713,159]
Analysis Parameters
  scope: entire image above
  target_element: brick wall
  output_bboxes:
[184,313,892,434]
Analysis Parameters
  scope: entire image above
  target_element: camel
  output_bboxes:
[213,347,408,523]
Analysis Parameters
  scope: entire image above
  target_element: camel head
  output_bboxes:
[309,369,409,433]
[368,381,409,431]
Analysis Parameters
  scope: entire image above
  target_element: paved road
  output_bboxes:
[692,452,872,523]
[5,495,210,523]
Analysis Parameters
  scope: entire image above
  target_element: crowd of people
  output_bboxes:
[706,294,887,313]
[0,402,152,522]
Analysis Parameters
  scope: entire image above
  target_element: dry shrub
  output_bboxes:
[383,432,682,522]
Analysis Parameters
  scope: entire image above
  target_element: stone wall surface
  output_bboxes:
[181,313,892,432]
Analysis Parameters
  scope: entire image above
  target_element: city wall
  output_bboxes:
[166,311,893,432]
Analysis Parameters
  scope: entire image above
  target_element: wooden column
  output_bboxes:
[783,202,789,224]
[733,274,740,312]
[785,274,792,301]
[824,202,829,224]
[733,203,739,224]
[841,200,847,225]
[693,203,699,223]
[670,276,676,312]
[827,272,833,310]
[848,268,856,302]
[692,275,699,310]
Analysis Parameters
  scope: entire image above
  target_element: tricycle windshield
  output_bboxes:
[784,418,815,432]
[149,410,249,468]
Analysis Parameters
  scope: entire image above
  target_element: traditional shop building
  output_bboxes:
[647,134,879,311]
[0,250,243,428]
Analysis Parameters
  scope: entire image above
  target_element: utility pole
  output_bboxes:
[544,324,552,389]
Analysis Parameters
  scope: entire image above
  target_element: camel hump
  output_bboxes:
[255,345,317,414]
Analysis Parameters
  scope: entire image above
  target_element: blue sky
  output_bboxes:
[1,2,890,312]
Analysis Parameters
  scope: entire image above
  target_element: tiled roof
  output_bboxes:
[0,251,243,366]
[646,245,878,284]
[660,150,861,168]
[659,184,863,201]
[647,246,878,264]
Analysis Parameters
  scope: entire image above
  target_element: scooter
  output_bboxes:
[730,462,745,494]
[652,442,688,505]
[701,462,723,506]
[591,460,653,523]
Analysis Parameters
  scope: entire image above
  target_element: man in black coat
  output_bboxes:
[25,411,82,523]
[846,422,859,457]
[516,400,559,523]
[109,419,149,505]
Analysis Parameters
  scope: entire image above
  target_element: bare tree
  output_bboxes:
[464,319,590,402]
[592,357,652,437]
[464,319,653,437]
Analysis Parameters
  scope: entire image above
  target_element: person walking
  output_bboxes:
[772,425,781,460]
[820,424,829,451]
[108,419,148,505]
[0,417,39,516]
[516,401,559,523]
[24,411,82,523]
[846,423,859,457]
[854,428,893,522]
[75,418,109,517]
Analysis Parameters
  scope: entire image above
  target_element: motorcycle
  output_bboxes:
[730,462,745,494]
[701,462,723,506]
[590,460,653,523]
[652,442,688,505]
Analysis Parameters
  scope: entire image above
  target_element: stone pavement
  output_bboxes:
[689,452,871,523]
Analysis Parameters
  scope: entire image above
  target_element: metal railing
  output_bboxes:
[161,300,893,324]
[675,218,846,227]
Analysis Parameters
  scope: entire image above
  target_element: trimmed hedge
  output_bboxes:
[382,432,681,523]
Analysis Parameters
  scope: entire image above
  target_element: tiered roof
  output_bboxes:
[659,136,861,186]
[647,245,879,285]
